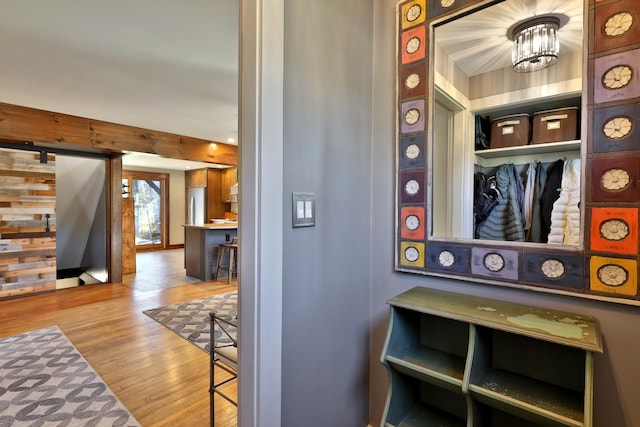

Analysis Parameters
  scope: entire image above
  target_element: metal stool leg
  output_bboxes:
[227,246,234,284]
[215,243,237,283]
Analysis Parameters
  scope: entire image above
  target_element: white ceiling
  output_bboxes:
[0,0,239,170]
[121,151,231,171]
[435,0,583,77]
[1,0,583,170]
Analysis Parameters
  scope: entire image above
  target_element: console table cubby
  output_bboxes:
[380,287,603,427]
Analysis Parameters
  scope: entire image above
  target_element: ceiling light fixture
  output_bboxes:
[509,15,561,73]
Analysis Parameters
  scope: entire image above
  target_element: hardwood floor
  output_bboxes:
[0,249,238,427]
[122,248,204,292]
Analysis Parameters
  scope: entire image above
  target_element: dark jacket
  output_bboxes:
[539,159,564,243]
[476,163,525,241]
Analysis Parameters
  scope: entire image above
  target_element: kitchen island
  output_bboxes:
[184,223,238,280]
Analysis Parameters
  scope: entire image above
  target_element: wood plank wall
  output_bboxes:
[0,148,56,298]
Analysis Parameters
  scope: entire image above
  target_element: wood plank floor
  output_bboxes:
[0,249,238,427]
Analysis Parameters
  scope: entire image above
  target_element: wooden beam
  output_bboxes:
[0,102,238,166]
[109,156,123,284]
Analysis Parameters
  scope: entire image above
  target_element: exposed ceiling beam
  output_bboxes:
[0,102,237,166]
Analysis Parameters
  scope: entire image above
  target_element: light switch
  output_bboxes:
[292,192,315,227]
[304,201,313,218]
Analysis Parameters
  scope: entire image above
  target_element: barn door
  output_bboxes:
[0,147,56,299]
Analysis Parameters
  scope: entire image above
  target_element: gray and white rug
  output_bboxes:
[0,326,140,426]
[143,290,237,354]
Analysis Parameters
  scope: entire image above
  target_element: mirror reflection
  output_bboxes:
[430,0,584,246]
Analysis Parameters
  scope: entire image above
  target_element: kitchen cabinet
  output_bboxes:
[186,168,208,188]
[185,168,236,222]
[184,224,237,280]
[221,168,237,203]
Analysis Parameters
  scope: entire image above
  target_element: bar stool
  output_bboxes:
[215,237,238,284]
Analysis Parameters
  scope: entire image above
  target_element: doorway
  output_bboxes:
[123,170,169,251]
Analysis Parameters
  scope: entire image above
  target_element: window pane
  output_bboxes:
[133,179,162,245]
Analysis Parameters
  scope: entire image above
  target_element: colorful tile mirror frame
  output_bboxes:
[395,0,640,304]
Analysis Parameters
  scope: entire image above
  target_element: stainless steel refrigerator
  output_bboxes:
[187,187,206,225]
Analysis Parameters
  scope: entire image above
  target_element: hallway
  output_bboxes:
[123,248,203,292]
[0,248,238,426]
[123,247,237,291]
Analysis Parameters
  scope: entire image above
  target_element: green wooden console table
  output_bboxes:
[380,286,603,427]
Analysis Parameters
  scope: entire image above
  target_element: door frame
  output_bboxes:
[122,170,170,251]
[239,0,284,425]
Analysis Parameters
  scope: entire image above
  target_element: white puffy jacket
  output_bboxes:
[547,158,581,245]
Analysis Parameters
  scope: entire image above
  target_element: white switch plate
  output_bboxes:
[292,192,315,227]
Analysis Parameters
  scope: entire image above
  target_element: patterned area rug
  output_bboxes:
[143,290,237,353]
[0,326,140,426]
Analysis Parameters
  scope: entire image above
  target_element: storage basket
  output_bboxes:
[490,114,530,148]
[532,107,579,144]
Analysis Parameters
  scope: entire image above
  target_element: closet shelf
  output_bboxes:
[475,140,581,159]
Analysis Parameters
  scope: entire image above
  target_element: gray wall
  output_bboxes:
[281,0,373,425]
[56,156,106,272]
[368,1,640,426]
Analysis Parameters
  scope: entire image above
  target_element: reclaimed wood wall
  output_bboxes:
[0,148,56,298]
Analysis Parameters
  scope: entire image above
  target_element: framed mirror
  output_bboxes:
[395,0,640,305]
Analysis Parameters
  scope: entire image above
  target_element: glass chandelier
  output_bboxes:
[510,16,560,72]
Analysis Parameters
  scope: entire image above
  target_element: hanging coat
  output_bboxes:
[539,159,564,243]
[523,161,537,232]
[547,158,581,245]
[476,163,526,242]
[528,162,548,243]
